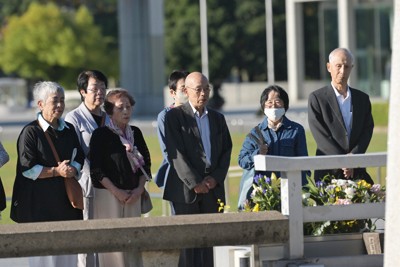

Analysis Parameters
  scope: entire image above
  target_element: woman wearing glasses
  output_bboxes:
[238,85,309,210]
[65,70,110,267]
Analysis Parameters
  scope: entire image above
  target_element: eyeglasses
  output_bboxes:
[265,98,284,108]
[87,87,106,94]
[186,86,211,94]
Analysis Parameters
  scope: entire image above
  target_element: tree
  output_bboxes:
[165,0,236,81]
[0,2,117,88]
[234,0,268,81]
[165,0,289,86]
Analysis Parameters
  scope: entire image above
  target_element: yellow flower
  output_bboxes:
[271,172,281,189]
[217,199,230,212]
[252,203,260,212]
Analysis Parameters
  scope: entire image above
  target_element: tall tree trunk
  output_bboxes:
[384,2,400,266]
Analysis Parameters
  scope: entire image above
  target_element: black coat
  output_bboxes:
[163,102,232,204]
[308,85,374,183]
[89,125,151,190]
[10,120,85,223]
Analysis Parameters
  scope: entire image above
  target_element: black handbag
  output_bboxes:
[0,177,6,211]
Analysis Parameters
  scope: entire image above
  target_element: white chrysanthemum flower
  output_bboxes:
[348,180,357,187]
[345,187,355,198]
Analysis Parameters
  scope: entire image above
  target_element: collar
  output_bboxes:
[189,101,208,117]
[331,83,351,99]
[37,112,69,132]
[261,116,290,131]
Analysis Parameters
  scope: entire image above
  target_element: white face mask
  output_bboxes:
[264,108,285,121]
[175,90,188,105]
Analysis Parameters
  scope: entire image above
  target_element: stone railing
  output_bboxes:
[0,212,289,266]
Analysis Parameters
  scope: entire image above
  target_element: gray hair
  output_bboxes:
[33,81,64,104]
[328,48,354,65]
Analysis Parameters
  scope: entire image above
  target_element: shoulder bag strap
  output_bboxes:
[254,126,266,145]
[43,130,61,163]
[247,126,266,147]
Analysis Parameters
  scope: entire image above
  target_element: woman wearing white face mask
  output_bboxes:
[237,85,309,210]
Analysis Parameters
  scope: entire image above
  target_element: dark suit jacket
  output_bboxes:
[163,102,232,204]
[308,85,374,182]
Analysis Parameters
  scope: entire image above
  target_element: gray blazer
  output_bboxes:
[163,102,232,204]
[65,103,110,197]
[308,85,374,180]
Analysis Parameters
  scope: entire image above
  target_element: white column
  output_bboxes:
[199,0,209,78]
[338,0,357,85]
[384,1,400,266]
[286,0,304,101]
[265,0,275,85]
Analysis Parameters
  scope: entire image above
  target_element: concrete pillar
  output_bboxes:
[118,0,164,116]
[265,0,275,85]
[286,0,304,101]
[384,1,400,266]
[338,0,357,86]
[199,0,209,79]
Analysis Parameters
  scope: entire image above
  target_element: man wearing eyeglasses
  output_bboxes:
[164,72,232,267]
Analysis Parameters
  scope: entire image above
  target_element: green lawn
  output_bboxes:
[0,130,387,224]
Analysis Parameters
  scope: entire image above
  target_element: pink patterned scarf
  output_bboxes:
[107,120,146,176]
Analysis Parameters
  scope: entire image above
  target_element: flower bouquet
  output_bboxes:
[243,172,385,236]
[302,175,385,235]
[243,172,281,212]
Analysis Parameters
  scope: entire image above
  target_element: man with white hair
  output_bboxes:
[308,48,374,184]
[164,72,232,267]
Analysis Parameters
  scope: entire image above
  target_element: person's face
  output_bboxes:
[81,77,106,109]
[185,75,210,110]
[327,50,353,87]
[264,90,284,109]
[110,95,133,128]
[38,91,65,123]
[170,78,187,106]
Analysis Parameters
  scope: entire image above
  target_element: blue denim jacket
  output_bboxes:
[238,116,309,184]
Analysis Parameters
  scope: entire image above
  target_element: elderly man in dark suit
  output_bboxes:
[308,47,374,184]
[164,72,232,267]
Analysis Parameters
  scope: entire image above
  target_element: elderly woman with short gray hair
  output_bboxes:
[10,81,85,267]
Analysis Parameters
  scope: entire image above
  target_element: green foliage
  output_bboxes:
[0,2,118,88]
[165,0,236,83]
[234,0,267,81]
[164,0,289,83]
[371,101,389,127]
[243,172,281,212]
[165,0,201,75]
